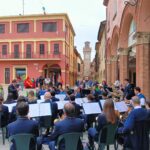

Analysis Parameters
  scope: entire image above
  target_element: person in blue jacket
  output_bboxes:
[118,96,149,150]
[37,103,84,150]
[7,101,39,150]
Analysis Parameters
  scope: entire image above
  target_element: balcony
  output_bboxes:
[0,51,62,61]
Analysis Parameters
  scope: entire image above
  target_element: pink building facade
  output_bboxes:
[104,0,150,98]
[0,14,76,86]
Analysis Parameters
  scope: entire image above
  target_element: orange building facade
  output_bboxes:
[103,0,150,98]
[0,13,76,86]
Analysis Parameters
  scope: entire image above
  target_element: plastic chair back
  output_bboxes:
[9,134,34,150]
[98,123,117,146]
[57,132,82,150]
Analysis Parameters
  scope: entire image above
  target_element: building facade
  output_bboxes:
[83,41,92,78]
[95,21,106,82]
[0,13,76,86]
[75,47,83,82]
[103,0,150,98]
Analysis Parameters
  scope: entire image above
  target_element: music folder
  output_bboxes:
[29,103,51,118]
[99,100,105,109]
[55,94,66,101]
[114,101,128,112]
[75,98,84,106]
[83,102,102,115]
[56,101,69,110]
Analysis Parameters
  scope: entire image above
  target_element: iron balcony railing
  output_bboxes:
[0,51,61,59]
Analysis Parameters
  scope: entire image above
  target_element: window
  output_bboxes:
[42,22,57,32]
[2,45,7,55]
[14,44,19,58]
[17,23,29,33]
[54,44,59,54]
[0,24,5,33]
[5,68,10,84]
[39,44,45,55]
[26,44,31,58]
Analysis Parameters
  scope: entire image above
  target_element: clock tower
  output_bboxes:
[83,41,92,78]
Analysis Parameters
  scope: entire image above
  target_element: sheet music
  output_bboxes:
[4,103,16,112]
[29,104,40,118]
[37,99,45,104]
[40,95,44,100]
[83,102,102,114]
[56,101,69,110]
[39,103,51,116]
[75,98,84,106]
[115,101,128,112]
[82,97,88,103]
[100,100,105,109]
[29,103,52,117]
[55,94,66,101]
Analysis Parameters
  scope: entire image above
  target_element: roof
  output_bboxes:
[0,13,75,36]
[97,20,106,41]
[103,0,109,6]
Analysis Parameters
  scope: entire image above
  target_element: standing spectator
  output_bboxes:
[8,79,19,100]
[134,87,146,107]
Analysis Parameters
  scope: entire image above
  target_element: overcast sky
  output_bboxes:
[0,0,106,59]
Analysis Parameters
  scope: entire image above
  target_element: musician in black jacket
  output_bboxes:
[8,79,18,100]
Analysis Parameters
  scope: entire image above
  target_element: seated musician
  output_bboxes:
[42,92,58,123]
[145,99,150,118]
[37,103,84,150]
[88,99,118,149]
[9,96,27,123]
[86,94,97,128]
[50,91,59,102]
[69,94,82,118]
[28,90,37,104]
[74,87,82,98]
[4,93,16,104]
[0,95,9,127]
[117,96,149,149]
[64,90,72,101]
[7,101,39,150]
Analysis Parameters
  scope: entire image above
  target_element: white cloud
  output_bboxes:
[0,0,106,59]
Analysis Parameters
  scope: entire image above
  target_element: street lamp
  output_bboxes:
[124,0,138,6]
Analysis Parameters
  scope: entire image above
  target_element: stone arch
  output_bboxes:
[137,0,150,32]
[111,26,119,56]
[119,5,136,48]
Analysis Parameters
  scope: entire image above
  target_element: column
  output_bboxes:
[106,60,111,85]
[136,32,150,99]
[119,48,129,83]
[110,55,118,84]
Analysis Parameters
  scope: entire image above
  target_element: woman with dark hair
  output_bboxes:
[88,99,118,149]
[4,93,16,104]
[0,95,9,127]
